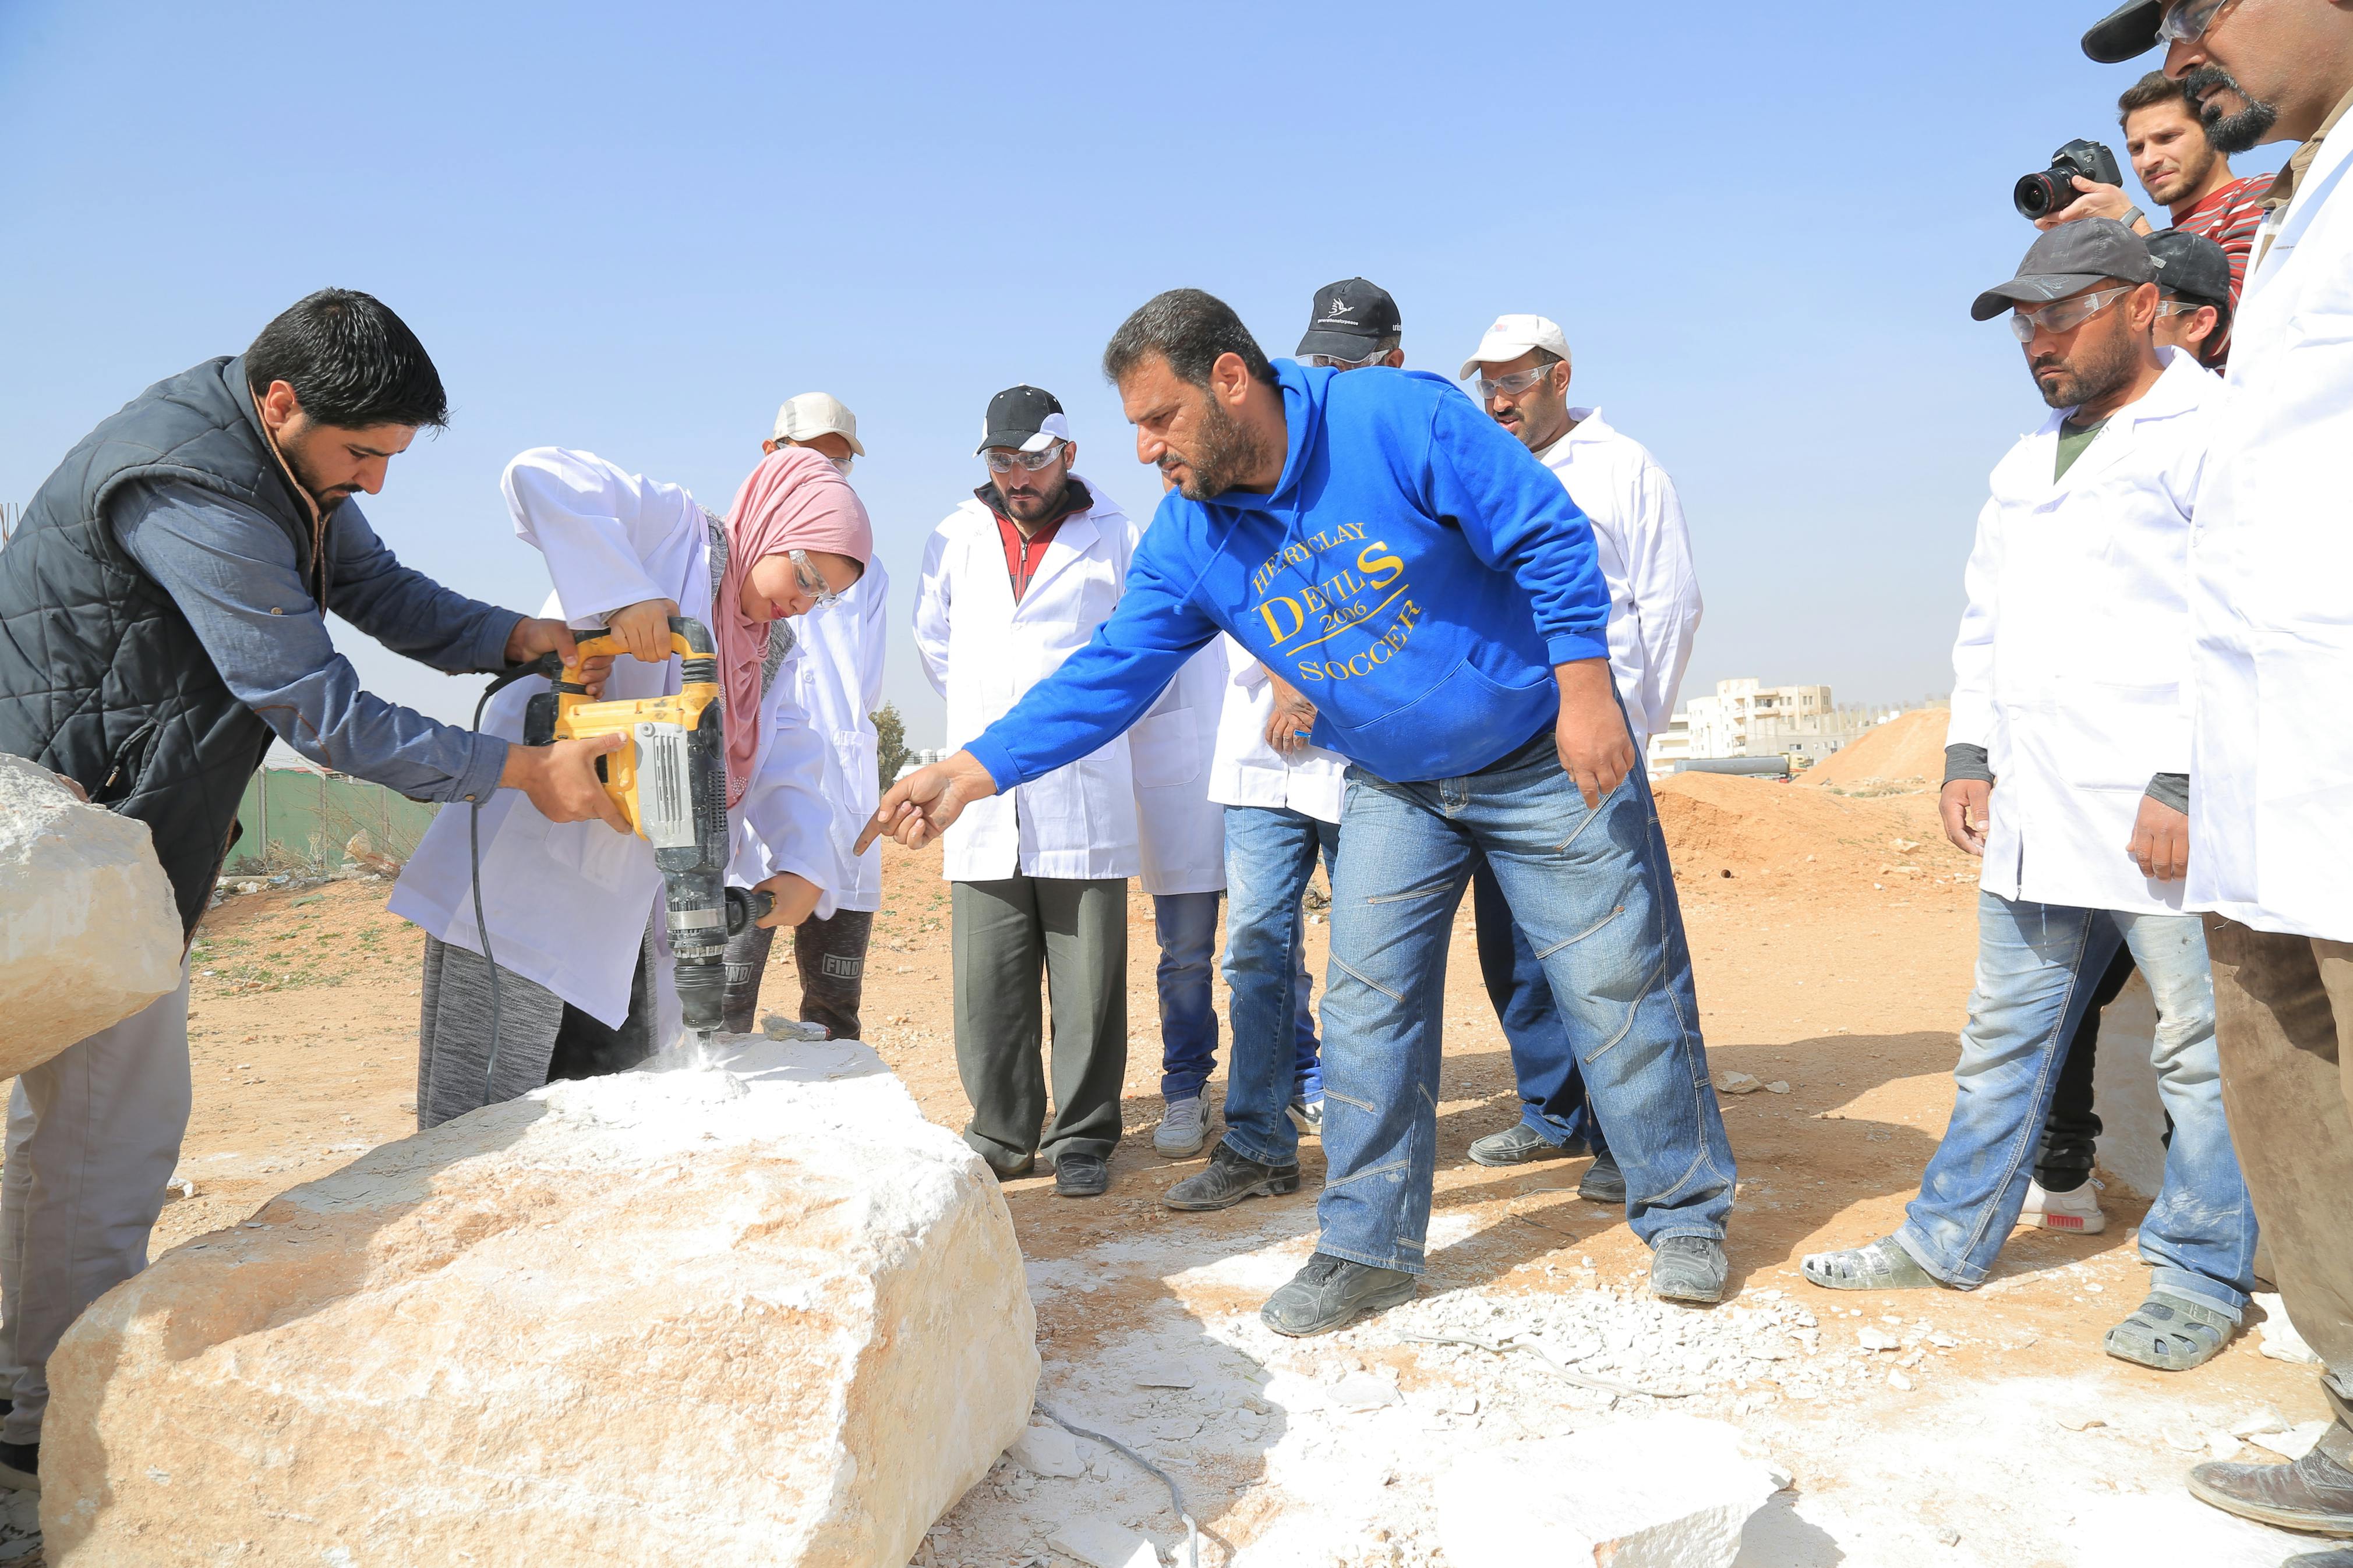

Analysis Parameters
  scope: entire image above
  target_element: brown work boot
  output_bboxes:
[2186,1443,2353,1537]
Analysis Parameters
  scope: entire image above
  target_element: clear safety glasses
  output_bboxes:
[2008,286,2132,342]
[1475,365,1553,399]
[789,548,840,609]
[2158,0,2239,46]
[983,441,1066,474]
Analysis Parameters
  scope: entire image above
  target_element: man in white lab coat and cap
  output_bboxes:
[913,385,1137,1199]
[1802,220,2259,1383]
[1454,312,1704,1203]
[2081,0,2353,1542]
[722,392,891,1042]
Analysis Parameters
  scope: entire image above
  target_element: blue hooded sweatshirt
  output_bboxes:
[962,360,1613,791]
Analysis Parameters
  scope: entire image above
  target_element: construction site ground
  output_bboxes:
[22,766,2337,1567]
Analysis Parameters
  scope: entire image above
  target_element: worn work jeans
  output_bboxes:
[1472,858,1606,1154]
[1318,731,1734,1276]
[1218,805,1337,1166]
[0,961,192,1446]
[2203,916,2353,1467]
[1153,891,1223,1102]
[1897,894,2257,1315]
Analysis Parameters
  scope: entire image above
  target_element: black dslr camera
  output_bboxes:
[2015,139,2125,220]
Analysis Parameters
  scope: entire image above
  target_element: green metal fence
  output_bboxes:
[224,769,441,875]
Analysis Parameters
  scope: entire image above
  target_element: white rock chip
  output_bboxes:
[1716,1071,1764,1095]
[2255,1294,2323,1365]
[1008,1420,1088,1478]
[0,753,181,1074]
[41,1035,1038,1567]
[2250,1421,2331,1460]
[1050,1518,1162,1568]
[1436,1415,1778,1566]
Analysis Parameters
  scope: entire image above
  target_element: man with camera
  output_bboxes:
[2080,0,2353,1549]
[1803,221,2259,1386]
[2032,70,2275,309]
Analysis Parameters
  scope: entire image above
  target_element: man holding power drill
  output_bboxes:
[0,288,621,1488]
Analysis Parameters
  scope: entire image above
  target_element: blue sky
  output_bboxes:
[0,1,2284,748]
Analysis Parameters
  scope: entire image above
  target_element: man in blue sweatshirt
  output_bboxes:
[863,289,1736,1333]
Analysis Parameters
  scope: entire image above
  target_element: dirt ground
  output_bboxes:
[33,769,2338,1567]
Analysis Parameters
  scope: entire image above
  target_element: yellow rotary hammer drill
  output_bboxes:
[519,615,770,1049]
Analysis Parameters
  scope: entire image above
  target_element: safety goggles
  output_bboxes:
[1475,365,1553,399]
[2008,286,2133,342]
[2158,296,2221,318]
[983,441,1066,474]
[1307,349,1387,370]
[789,548,840,609]
[2158,0,2239,45]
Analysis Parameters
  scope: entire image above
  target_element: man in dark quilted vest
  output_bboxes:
[0,288,624,1488]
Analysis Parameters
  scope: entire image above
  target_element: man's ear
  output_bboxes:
[1212,350,1253,406]
[2130,281,2164,332]
[762,438,780,455]
[258,379,301,431]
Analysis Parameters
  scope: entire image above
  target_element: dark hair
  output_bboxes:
[2118,70,2196,128]
[243,288,448,429]
[1103,288,1277,390]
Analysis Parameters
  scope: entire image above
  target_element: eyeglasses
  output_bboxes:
[2158,296,2220,317]
[788,548,839,609]
[1308,350,1387,370]
[1474,366,1554,399]
[2007,286,2133,342]
[2158,0,2238,45]
[983,441,1065,474]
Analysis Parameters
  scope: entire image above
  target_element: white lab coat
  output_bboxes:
[1946,352,2217,916]
[391,448,846,1032]
[1207,634,1348,824]
[793,551,891,911]
[913,479,1141,883]
[2187,116,2353,940]
[1132,638,1228,896]
[1531,408,1702,752]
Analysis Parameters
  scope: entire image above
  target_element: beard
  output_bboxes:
[995,466,1068,523]
[1165,395,1275,501]
[2032,323,2140,412]
[280,442,359,515]
[2186,64,2280,155]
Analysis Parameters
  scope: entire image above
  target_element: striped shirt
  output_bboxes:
[2175,174,2273,309]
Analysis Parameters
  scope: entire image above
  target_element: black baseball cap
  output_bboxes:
[1971,219,2157,320]
[2083,1,2163,63]
[976,385,1070,455]
[2147,228,2232,310]
[1296,278,1401,360]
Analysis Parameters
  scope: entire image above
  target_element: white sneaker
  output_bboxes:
[1154,1096,1210,1157]
[2019,1177,2107,1234]
[1287,1096,1324,1137]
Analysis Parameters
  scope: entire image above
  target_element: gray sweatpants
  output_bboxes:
[720,907,875,1041]
[952,874,1128,1171]
[0,960,193,1446]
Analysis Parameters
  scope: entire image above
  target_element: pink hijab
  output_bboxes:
[716,447,873,805]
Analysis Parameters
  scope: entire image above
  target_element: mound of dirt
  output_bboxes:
[1796,707,1949,794]
[1654,769,1971,886]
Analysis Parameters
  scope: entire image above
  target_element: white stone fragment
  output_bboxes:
[1329,1371,1402,1411]
[2228,1407,2290,1439]
[1716,1071,1764,1095]
[1887,1369,1915,1392]
[2255,1295,2323,1365]
[0,753,181,1075]
[1133,1361,1199,1389]
[2250,1421,2331,1460]
[41,1035,1038,1567]
[1049,1518,1161,1568]
[1857,1328,1900,1352]
[1008,1421,1087,1478]
[1435,1415,1778,1567]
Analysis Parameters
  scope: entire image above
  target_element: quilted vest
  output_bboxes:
[0,356,319,936]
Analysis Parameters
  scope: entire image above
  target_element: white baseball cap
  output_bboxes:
[770,391,865,456]
[1458,314,1573,382]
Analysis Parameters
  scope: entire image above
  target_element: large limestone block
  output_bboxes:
[1435,1415,1779,1566]
[43,1035,1040,1567]
[0,752,181,1073]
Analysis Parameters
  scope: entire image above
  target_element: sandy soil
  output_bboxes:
[1797,708,1951,794]
[22,770,2336,1567]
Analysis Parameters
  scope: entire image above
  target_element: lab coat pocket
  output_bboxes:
[832,729,876,799]
[2050,681,2182,793]
[1129,708,1202,788]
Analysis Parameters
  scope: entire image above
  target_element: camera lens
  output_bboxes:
[2015,172,2062,220]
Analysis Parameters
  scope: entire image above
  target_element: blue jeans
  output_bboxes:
[1217,806,1337,1163]
[1897,893,2257,1315]
[1319,730,1734,1276]
[1154,891,1223,1102]
[1472,858,1606,1155]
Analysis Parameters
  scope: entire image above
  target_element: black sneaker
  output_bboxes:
[1052,1152,1110,1199]
[985,1152,1036,1181]
[1649,1234,1729,1305]
[0,1439,37,1493]
[1579,1149,1627,1205]
[2188,1442,2353,1536]
[1467,1123,1568,1167]
[1261,1252,1417,1337]
[1165,1141,1301,1212]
